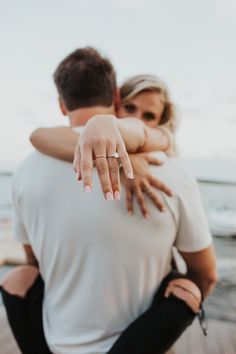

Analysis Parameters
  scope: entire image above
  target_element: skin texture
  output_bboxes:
[2,265,39,298]
[122,153,173,217]
[30,91,173,214]
[73,115,170,198]
[180,244,217,299]
[164,278,202,313]
[118,91,165,128]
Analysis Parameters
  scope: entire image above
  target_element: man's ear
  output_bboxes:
[114,88,121,112]
[58,97,67,116]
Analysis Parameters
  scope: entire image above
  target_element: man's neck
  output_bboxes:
[68,106,115,127]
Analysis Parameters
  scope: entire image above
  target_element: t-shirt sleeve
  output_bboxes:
[12,177,29,244]
[174,176,212,252]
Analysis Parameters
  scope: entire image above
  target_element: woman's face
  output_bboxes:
[117,91,165,127]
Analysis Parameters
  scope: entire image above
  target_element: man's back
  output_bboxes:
[12,152,211,354]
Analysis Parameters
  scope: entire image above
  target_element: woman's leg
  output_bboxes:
[2,268,202,354]
[1,266,52,354]
[107,271,202,354]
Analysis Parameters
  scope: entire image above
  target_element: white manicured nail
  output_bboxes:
[128,172,134,179]
[106,192,113,201]
[84,185,91,193]
[114,191,120,200]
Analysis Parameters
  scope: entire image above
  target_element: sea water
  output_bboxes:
[0,171,12,222]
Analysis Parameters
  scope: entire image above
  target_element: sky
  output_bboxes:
[0,0,236,166]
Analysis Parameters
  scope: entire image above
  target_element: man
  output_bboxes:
[2,47,217,354]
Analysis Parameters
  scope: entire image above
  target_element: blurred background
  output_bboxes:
[0,0,236,163]
[0,0,236,352]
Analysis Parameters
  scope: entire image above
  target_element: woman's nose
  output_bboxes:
[135,111,143,120]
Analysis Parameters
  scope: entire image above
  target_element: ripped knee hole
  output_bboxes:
[164,278,202,313]
[2,265,39,298]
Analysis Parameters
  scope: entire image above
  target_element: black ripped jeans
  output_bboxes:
[1,271,199,354]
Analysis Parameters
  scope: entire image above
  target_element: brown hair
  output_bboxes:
[53,47,117,111]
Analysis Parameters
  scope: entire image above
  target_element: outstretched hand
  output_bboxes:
[73,115,134,200]
[122,153,173,218]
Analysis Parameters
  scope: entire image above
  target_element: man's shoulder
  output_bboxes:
[16,151,68,171]
[14,152,71,185]
[150,155,198,191]
[167,157,197,183]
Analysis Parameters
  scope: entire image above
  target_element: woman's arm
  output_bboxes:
[30,118,172,161]
[30,127,79,162]
[74,115,172,198]
[116,118,171,153]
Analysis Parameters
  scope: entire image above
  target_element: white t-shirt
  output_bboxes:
[12,151,212,354]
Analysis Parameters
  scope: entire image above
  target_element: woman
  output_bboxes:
[30,74,178,216]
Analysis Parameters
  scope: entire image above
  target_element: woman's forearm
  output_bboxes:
[30,117,172,164]
[117,118,170,153]
[30,127,78,162]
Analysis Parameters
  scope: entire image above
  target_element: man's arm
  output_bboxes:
[23,245,38,267]
[180,245,218,299]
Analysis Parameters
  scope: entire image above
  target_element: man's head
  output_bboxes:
[53,47,117,116]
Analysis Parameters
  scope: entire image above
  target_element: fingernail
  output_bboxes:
[128,172,134,179]
[76,173,79,180]
[128,211,133,216]
[144,214,149,219]
[106,192,113,201]
[114,191,120,200]
[161,206,166,212]
[84,185,91,193]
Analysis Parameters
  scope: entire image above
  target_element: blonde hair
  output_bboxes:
[120,74,178,134]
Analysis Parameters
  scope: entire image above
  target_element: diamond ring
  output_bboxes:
[107,152,119,159]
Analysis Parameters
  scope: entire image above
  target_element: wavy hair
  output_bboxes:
[120,74,178,134]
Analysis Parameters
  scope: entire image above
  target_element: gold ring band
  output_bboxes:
[95,155,106,159]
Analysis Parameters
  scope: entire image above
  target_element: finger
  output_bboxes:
[93,141,113,200]
[146,155,163,166]
[73,144,80,173]
[73,147,82,181]
[93,140,115,200]
[133,185,149,218]
[95,157,114,200]
[80,143,93,192]
[125,186,134,215]
[143,181,166,212]
[107,144,121,200]
[149,175,173,197]
[117,144,134,180]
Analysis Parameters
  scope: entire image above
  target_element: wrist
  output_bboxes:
[117,118,146,152]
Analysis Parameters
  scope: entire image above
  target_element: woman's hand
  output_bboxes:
[73,115,134,200]
[122,153,173,218]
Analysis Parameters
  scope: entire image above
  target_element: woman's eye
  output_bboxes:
[143,112,155,121]
[123,104,136,113]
